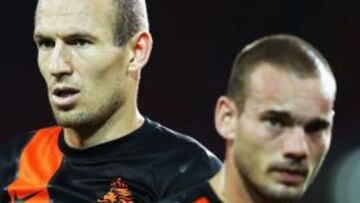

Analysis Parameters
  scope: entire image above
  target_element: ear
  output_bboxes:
[214,96,238,141]
[128,31,153,79]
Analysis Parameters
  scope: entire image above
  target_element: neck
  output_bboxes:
[63,100,144,149]
[210,143,284,203]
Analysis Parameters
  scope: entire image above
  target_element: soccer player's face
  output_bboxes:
[234,63,335,201]
[34,0,132,128]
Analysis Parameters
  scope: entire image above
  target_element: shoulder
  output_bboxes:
[0,130,36,160]
[0,126,63,199]
[146,118,213,153]
[146,118,222,167]
[157,182,222,203]
[144,118,222,197]
[0,126,62,161]
[0,127,53,186]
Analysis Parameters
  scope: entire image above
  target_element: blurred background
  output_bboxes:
[0,0,359,202]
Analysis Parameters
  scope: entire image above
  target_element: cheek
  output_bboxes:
[75,61,115,87]
[82,57,126,88]
[234,135,271,187]
[309,135,331,164]
[81,66,124,102]
[235,121,269,172]
[82,46,127,70]
[37,53,47,74]
[38,59,51,86]
[236,115,271,150]
[235,115,280,174]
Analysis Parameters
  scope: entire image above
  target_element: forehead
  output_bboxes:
[244,63,335,118]
[35,0,116,36]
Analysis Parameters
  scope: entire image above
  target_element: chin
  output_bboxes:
[263,183,306,202]
[54,116,85,128]
[53,109,88,128]
[52,108,109,131]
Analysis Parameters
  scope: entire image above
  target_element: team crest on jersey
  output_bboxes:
[97,178,134,203]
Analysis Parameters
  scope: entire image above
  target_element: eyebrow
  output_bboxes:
[260,110,292,120]
[63,33,97,41]
[260,109,331,131]
[259,110,294,125]
[33,32,97,42]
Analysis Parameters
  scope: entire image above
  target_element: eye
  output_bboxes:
[260,111,293,132]
[37,39,55,49]
[68,38,92,47]
[264,117,284,129]
[305,120,329,135]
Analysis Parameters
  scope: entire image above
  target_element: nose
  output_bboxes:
[49,40,73,77]
[283,127,309,162]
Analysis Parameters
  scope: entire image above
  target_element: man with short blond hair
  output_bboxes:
[160,34,336,203]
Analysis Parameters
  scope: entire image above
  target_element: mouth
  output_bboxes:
[53,87,80,97]
[51,86,80,109]
[271,166,309,186]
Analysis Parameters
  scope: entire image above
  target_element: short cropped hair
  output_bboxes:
[227,34,334,111]
[112,0,149,46]
[35,0,149,46]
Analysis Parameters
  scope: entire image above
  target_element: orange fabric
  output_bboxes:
[194,197,210,203]
[7,127,63,203]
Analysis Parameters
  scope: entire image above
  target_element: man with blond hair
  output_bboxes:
[160,34,336,203]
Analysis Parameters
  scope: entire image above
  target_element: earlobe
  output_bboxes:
[128,31,153,77]
[214,96,238,141]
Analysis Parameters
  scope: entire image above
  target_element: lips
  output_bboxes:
[271,166,309,186]
[51,86,80,109]
[53,88,79,97]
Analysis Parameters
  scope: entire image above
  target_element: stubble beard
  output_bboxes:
[234,154,306,203]
[50,89,124,133]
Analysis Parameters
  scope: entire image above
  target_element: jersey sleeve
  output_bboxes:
[0,133,34,201]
